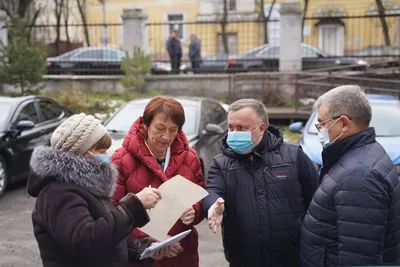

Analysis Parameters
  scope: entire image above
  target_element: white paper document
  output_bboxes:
[139,175,209,241]
[139,229,192,260]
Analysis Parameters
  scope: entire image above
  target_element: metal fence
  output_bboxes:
[3,13,399,75]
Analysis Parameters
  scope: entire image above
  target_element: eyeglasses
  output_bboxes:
[314,116,340,132]
[315,115,352,132]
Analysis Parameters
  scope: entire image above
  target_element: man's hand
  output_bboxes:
[136,187,161,209]
[180,207,196,225]
[207,198,225,234]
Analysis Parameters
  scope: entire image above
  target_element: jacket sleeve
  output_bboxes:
[202,157,226,217]
[189,40,200,59]
[166,39,174,56]
[334,168,391,266]
[297,147,320,209]
[45,187,149,256]
[127,236,155,266]
[111,148,129,206]
[190,156,205,225]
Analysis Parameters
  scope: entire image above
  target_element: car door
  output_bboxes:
[197,101,228,175]
[103,49,124,74]
[302,45,333,70]
[258,46,280,71]
[36,99,69,146]
[6,100,42,181]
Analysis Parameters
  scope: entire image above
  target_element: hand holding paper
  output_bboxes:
[139,175,208,241]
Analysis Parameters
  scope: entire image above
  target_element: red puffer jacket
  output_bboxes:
[111,117,205,267]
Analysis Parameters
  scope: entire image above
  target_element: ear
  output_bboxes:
[260,122,267,133]
[340,116,351,132]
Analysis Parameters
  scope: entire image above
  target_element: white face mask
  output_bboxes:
[318,118,343,148]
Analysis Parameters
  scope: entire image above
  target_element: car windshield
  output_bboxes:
[105,103,198,136]
[308,102,400,136]
[0,102,11,130]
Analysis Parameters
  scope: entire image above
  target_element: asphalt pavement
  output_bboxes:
[0,182,227,267]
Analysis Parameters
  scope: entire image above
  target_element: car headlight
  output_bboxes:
[395,165,400,176]
[356,60,368,65]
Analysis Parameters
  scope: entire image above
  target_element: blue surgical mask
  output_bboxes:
[89,152,110,164]
[317,118,343,149]
[227,125,262,154]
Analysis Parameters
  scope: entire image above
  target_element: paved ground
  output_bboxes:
[0,182,227,267]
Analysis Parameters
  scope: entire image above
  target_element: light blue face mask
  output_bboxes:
[227,124,262,154]
[89,152,110,164]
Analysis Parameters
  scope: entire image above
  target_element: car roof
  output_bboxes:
[0,95,36,103]
[127,96,216,105]
[367,93,399,102]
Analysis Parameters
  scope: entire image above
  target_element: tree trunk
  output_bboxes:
[19,73,25,95]
[259,0,267,44]
[375,0,391,46]
[63,1,71,51]
[54,0,64,55]
[77,0,91,46]
[221,0,229,54]
[264,0,277,44]
[301,0,309,42]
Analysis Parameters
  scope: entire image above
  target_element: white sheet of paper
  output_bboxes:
[139,175,208,241]
[139,229,192,260]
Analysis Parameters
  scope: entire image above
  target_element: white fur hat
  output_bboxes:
[51,113,107,155]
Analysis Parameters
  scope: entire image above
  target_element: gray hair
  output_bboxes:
[228,98,269,123]
[316,85,371,126]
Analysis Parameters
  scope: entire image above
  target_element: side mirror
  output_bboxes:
[16,120,35,131]
[202,123,224,135]
[288,121,303,133]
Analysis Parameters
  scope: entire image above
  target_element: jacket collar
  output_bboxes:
[122,117,189,182]
[28,146,118,198]
[221,124,284,159]
[322,127,376,171]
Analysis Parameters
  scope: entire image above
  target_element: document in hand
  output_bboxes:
[139,229,192,260]
[139,175,208,241]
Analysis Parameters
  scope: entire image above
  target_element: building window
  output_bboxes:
[228,0,236,11]
[167,14,185,41]
[217,33,237,55]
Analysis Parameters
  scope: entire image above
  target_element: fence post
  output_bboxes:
[278,0,302,102]
[279,0,302,72]
[121,8,148,57]
[0,12,8,48]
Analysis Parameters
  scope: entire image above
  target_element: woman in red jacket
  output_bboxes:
[111,96,205,267]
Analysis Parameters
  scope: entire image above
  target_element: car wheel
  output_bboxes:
[0,155,8,198]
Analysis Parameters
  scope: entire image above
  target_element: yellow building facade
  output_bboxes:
[84,0,400,59]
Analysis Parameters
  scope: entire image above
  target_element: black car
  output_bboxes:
[103,96,228,176]
[227,43,369,71]
[47,47,124,75]
[0,96,73,197]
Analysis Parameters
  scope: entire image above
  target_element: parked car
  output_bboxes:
[151,61,188,75]
[181,53,229,74]
[103,96,228,175]
[47,47,187,75]
[288,94,400,177]
[354,46,400,67]
[0,96,73,197]
[227,43,369,72]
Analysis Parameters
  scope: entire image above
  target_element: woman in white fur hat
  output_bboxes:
[27,113,167,267]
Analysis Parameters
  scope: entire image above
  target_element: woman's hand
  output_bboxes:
[165,242,184,258]
[151,243,167,260]
[136,187,162,209]
[180,207,196,225]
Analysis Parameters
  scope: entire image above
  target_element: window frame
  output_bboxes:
[37,99,64,124]
[165,12,186,42]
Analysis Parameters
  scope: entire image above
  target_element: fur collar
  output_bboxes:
[29,146,117,198]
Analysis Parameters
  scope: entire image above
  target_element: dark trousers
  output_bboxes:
[170,56,181,74]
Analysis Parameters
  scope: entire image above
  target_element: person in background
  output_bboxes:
[189,33,201,72]
[203,98,320,267]
[300,85,400,266]
[112,96,205,267]
[27,113,167,267]
[166,31,182,74]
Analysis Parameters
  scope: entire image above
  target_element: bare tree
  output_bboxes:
[54,0,64,55]
[220,0,229,54]
[376,0,391,46]
[76,0,90,46]
[259,0,277,44]
[301,0,309,42]
[62,0,70,50]
[0,0,43,29]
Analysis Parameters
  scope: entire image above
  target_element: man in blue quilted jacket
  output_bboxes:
[300,85,400,267]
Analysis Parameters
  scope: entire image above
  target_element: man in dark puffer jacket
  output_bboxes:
[203,99,320,267]
[300,85,400,267]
